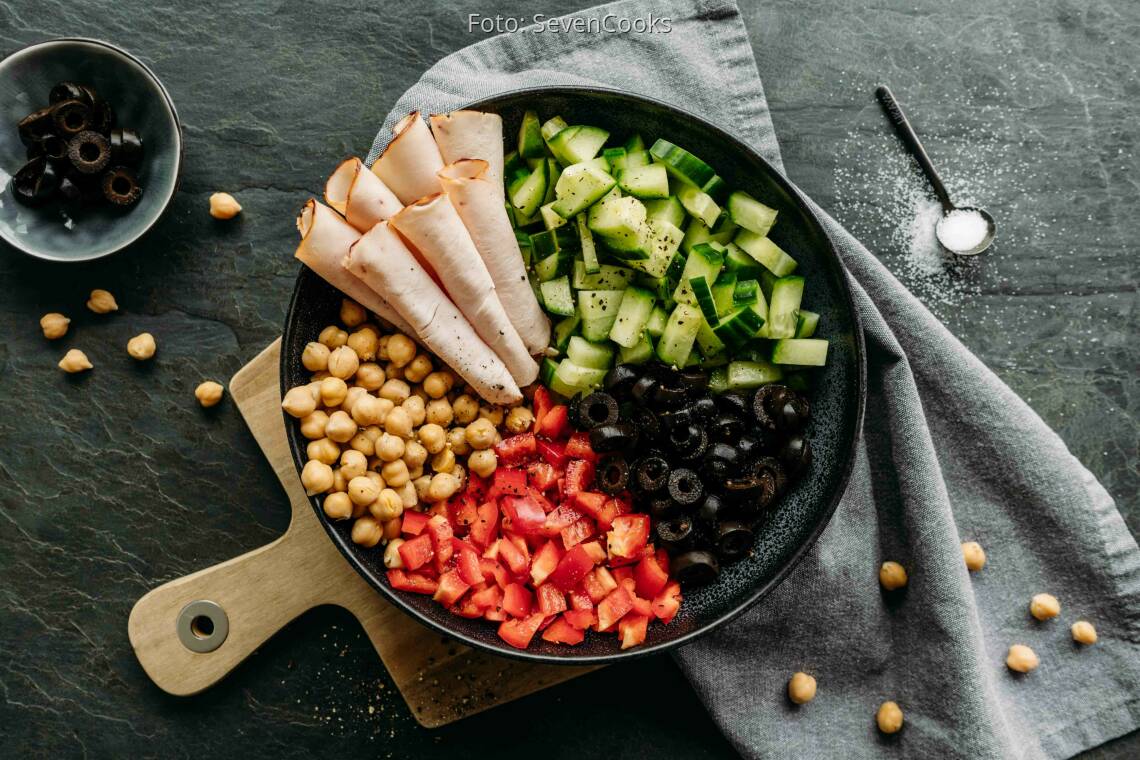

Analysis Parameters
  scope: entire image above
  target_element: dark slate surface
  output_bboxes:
[0,0,1135,757]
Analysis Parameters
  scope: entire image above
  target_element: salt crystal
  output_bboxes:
[937,209,990,252]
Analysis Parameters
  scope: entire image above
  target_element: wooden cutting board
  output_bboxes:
[128,339,596,727]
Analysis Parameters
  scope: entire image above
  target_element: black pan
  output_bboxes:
[282,86,866,664]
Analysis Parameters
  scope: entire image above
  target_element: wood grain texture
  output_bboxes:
[128,339,595,726]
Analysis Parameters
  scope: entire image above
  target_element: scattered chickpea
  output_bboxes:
[370,488,404,521]
[342,386,368,415]
[349,432,375,456]
[383,538,406,568]
[422,372,450,399]
[366,470,386,491]
[413,475,432,501]
[407,464,425,480]
[1071,620,1097,645]
[299,410,329,439]
[380,378,411,404]
[376,335,391,362]
[40,313,70,340]
[375,433,406,462]
[397,481,419,508]
[319,376,349,407]
[1030,593,1060,621]
[323,491,353,520]
[448,427,471,456]
[86,289,118,314]
[339,449,368,481]
[478,405,504,426]
[467,448,498,478]
[282,386,318,418]
[381,459,411,488]
[209,191,242,219]
[876,701,903,734]
[350,516,383,547]
[58,348,93,373]
[404,353,433,383]
[347,326,380,361]
[327,346,360,380]
[302,341,331,371]
[427,472,461,502]
[431,448,456,474]
[962,541,986,572]
[339,299,367,328]
[787,672,817,705]
[307,437,341,465]
[319,325,348,349]
[351,394,387,426]
[195,380,224,407]
[325,410,357,443]
[355,362,386,390]
[387,334,416,367]
[402,395,426,426]
[383,517,401,540]
[418,423,447,454]
[126,332,157,360]
[348,475,381,507]
[385,361,403,380]
[301,459,334,495]
[384,406,413,438]
[331,468,348,493]
[505,406,535,434]
[452,394,479,424]
[403,440,428,469]
[879,561,908,591]
[465,418,497,450]
[426,398,454,426]
[1006,644,1039,673]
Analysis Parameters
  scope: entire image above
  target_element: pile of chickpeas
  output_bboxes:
[281,299,535,561]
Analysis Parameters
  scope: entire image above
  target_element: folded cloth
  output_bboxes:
[372,1,1140,757]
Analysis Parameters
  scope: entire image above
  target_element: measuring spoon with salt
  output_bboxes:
[875,85,996,256]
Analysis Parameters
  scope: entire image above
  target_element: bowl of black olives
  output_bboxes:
[0,38,182,261]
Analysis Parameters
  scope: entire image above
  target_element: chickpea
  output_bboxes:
[453,464,467,491]
[385,362,403,380]
[351,516,383,548]
[467,449,498,478]
[962,541,986,572]
[478,405,504,426]
[351,394,387,426]
[402,395,426,426]
[301,459,334,495]
[366,470,386,491]
[282,386,318,418]
[384,407,413,438]
[1006,644,1039,673]
[209,191,242,219]
[355,362,386,390]
[325,410,358,443]
[58,349,93,373]
[311,371,330,381]
[505,406,535,434]
[124,332,157,360]
[351,500,367,519]
[86,288,118,314]
[340,449,368,480]
[349,431,375,457]
[383,517,401,540]
[397,481,419,509]
[381,459,411,488]
[327,346,360,380]
[362,425,383,442]
[380,378,411,404]
[447,427,471,456]
[1071,620,1097,645]
[404,353,433,383]
[426,398,454,427]
[370,488,404,521]
[787,672,817,705]
[412,475,433,501]
[403,441,428,469]
[376,334,390,362]
[347,326,380,361]
[302,341,331,371]
[876,702,903,734]
[452,394,479,424]
[376,433,406,462]
[465,418,497,450]
[1030,593,1060,621]
[300,410,329,439]
[383,538,406,568]
[342,386,368,414]
[387,333,416,367]
[331,467,348,493]
[195,380,224,407]
[407,464,424,480]
[307,437,341,465]
[427,472,461,502]
[422,372,450,399]
[40,313,70,340]
[348,475,381,507]
[879,561,908,591]
[319,325,348,349]
[417,424,446,454]
[340,299,367,328]
[323,492,353,520]
[431,448,456,474]
[319,376,349,407]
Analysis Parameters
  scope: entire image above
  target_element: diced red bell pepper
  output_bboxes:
[502,582,533,618]
[562,608,597,630]
[535,440,568,470]
[568,587,594,611]
[547,544,595,592]
[597,585,634,631]
[541,616,585,645]
[529,540,564,587]
[447,493,479,534]
[453,541,483,586]
[484,605,508,622]
[535,404,570,439]
[533,386,554,429]
[634,554,671,599]
[583,566,619,603]
[536,583,568,616]
[497,612,546,649]
[655,548,671,574]
[501,495,546,535]
[564,460,596,497]
[433,569,471,606]
[427,502,449,519]
[471,584,503,611]
[631,594,653,617]
[451,595,483,618]
[573,491,619,531]
[618,613,649,649]
[497,533,530,576]
[386,568,438,595]
[400,510,430,536]
[652,581,683,624]
[398,533,434,571]
[465,474,490,503]
[613,566,635,585]
[560,517,596,549]
[564,432,598,462]
[494,433,537,466]
[469,500,500,549]
[489,467,528,499]
[527,460,560,491]
[541,504,583,538]
[581,540,608,565]
[479,557,510,589]
[426,514,455,571]
[607,514,650,561]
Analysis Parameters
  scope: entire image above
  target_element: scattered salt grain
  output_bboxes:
[938,209,990,252]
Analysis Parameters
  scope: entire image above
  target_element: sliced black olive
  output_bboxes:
[630,375,658,405]
[632,455,670,494]
[668,423,702,453]
[88,99,114,133]
[603,364,640,399]
[677,426,708,462]
[17,106,55,147]
[709,413,745,443]
[12,157,60,206]
[67,131,111,175]
[672,549,720,586]
[58,173,100,204]
[779,436,813,478]
[51,99,91,137]
[701,442,740,482]
[626,406,661,441]
[725,457,785,512]
[686,396,717,420]
[649,496,679,520]
[596,455,630,494]
[101,166,141,207]
[40,134,69,164]
[49,81,93,106]
[109,128,143,167]
[696,493,726,527]
[578,391,620,429]
[656,406,692,432]
[716,390,751,417]
[752,384,791,432]
[656,516,694,549]
[716,521,755,560]
[755,456,790,495]
[667,468,704,507]
[653,381,689,409]
[588,422,639,453]
[735,435,763,460]
[566,393,584,428]
[775,393,811,433]
[677,368,709,392]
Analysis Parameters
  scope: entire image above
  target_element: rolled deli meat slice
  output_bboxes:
[430,110,506,197]
[325,157,402,231]
[371,112,444,204]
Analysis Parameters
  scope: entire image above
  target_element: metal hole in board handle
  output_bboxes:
[177,600,229,653]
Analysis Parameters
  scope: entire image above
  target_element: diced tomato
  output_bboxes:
[386,568,438,595]
[400,510,430,536]
[631,595,653,617]
[634,554,670,599]
[502,583,533,618]
[607,514,650,560]
[494,433,537,466]
[527,460,560,491]
[530,540,564,587]
[469,501,499,549]
[564,432,598,462]
[535,440,568,470]
[535,404,570,439]
[497,612,546,649]
[453,541,483,586]
[597,585,634,631]
[489,467,528,498]
[470,584,503,611]
[447,494,479,534]
[501,495,546,535]
[618,614,649,649]
[397,533,434,571]
[580,540,608,565]
[547,544,595,592]
[564,460,596,497]
[567,587,594,611]
[532,386,553,429]
[652,581,683,624]
[432,570,470,606]
[541,616,585,645]
[497,533,530,576]
[560,517,596,549]
[536,583,568,616]
[562,608,597,630]
[541,504,582,538]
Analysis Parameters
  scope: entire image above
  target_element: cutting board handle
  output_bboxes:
[128,520,330,696]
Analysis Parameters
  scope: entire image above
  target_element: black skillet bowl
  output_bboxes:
[282,86,866,664]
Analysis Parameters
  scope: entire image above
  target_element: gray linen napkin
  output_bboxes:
[369,1,1140,757]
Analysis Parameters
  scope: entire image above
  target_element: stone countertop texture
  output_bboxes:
[0,0,1135,757]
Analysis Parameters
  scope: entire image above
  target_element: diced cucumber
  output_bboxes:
[678,184,722,228]
[505,202,518,229]
[603,147,627,171]
[708,366,729,393]
[552,314,580,351]
[724,242,764,279]
[516,229,533,265]
[540,202,568,231]
[644,196,687,229]
[552,164,616,218]
[504,151,530,185]
[508,162,547,218]
[618,334,655,365]
[712,307,764,350]
[656,303,702,367]
[566,335,614,369]
[690,275,720,326]
[577,215,600,274]
[701,175,729,203]
[534,249,572,281]
[712,272,737,316]
[624,150,651,169]
[581,314,618,342]
[526,157,544,171]
[530,227,578,259]
[624,134,646,153]
[541,356,559,385]
[673,242,725,305]
[628,218,683,278]
[759,269,778,301]
[608,286,656,348]
[548,125,609,166]
[601,224,651,258]
[539,276,576,317]
[577,289,625,321]
[727,359,783,389]
[518,110,546,159]
[572,261,635,290]
[541,116,569,142]
[710,214,738,245]
[766,276,804,339]
[655,250,686,307]
[554,358,607,391]
[587,194,646,241]
[696,317,725,358]
[649,139,717,188]
[734,229,798,276]
[681,218,713,255]
[733,279,759,307]
[577,156,610,173]
[617,164,670,199]
[795,310,820,338]
[543,159,560,205]
[771,338,829,366]
[727,191,778,236]
[645,305,668,338]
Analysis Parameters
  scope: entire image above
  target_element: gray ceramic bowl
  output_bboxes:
[0,38,182,261]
